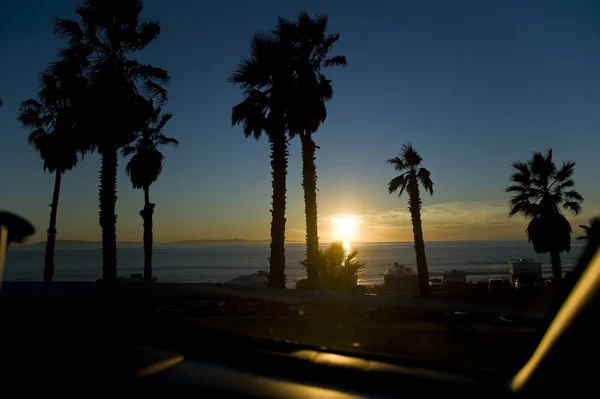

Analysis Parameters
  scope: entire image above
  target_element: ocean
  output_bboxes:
[3,240,586,287]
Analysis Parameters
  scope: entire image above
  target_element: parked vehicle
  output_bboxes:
[508,259,542,289]
[429,278,446,295]
[384,263,418,294]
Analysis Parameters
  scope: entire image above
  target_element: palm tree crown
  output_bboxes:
[123,106,178,189]
[54,0,169,151]
[230,33,293,139]
[387,143,434,197]
[578,217,600,242]
[507,149,582,218]
[18,64,86,173]
[274,12,347,136]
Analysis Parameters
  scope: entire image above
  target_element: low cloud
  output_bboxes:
[335,199,600,242]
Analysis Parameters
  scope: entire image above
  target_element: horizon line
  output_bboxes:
[20,237,539,246]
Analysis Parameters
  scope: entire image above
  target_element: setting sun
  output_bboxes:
[334,216,358,241]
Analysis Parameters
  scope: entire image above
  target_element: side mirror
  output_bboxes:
[0,211,35,291]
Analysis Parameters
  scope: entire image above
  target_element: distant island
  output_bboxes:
[27,238,297,246]
[30,239,141,246]
[170,239,273,245]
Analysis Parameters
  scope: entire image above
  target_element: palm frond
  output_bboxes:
[27,128,47,147]
[156,112,172,130]
[231,95,267,139]
[563,190,584,202]
[386,156,406,171]
[53,17,84,44]
[136,63,170,83]
[143,80,168,103]
[135,21,161,50]
[554,161,576,182]
[506,184,527,194]
[388,174,407,196]
[155,136,178,147]
[323,55,347,67]
[563,201,582,215]
[418,168,434,195]
[229,54,272,89]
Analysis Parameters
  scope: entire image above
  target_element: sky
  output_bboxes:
[1,0,599,244]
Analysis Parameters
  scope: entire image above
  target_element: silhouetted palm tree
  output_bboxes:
[507,148,583,279]
[54,0,169,281]
[230,33,294,288]
[274,13,347,288]
[18,61,87,282]
[300,242,365,292]
[387,143,434,297]
[578,217,600,242]
[123,105,177,281]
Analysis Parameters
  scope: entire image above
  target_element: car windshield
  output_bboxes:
[1,0,598,376]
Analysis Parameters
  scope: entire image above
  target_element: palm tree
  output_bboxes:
[230,32,294,288]
[274,13,347,288]
[123,105,177,281]
[507,148,583,279]
[18,61,87,282]
[298,242,365,292]
[387,143,434,297]
[578,217,600,242]
[54,0,169,281]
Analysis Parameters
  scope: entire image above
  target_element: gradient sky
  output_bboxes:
[1,0,599,243]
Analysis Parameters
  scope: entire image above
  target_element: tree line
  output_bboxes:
[6,0,597,293]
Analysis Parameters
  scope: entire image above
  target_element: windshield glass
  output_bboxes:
[1,0,598,376]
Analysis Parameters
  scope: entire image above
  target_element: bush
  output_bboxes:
[298,242,366,292]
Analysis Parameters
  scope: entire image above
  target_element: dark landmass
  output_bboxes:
[27,238,303,246]
[170,239,279,245]
[30,239,141,246]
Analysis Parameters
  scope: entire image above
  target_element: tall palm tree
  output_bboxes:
[507,148,583,279]
[274,13,347,288]
[578,217,600,242]
[230,32,294,288]
[18,61,87,282]
[387,143,434,297]
[123,105,177,281]
[54,0,169,281]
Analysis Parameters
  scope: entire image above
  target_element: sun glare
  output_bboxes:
[342,241,351,251]
[334,216,358,241]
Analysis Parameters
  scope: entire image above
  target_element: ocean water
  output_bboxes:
[4,240,586,287]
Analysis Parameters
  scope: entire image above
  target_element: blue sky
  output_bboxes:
[1,0,599,243]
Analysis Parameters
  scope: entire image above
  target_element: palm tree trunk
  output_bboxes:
[408,181,430,297]
[301,132,319,288]
[99,147,118,282]
[140,185,154,282]
[550,251,562,280]
[44,171,62,283]
[268,133,288,288]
